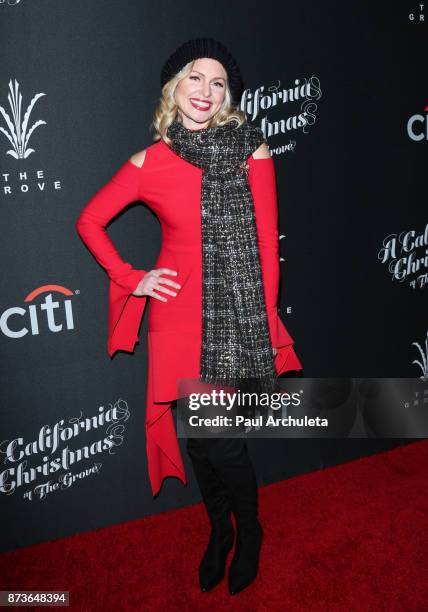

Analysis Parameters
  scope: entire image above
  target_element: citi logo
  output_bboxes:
[1,285,76,339]
[407,105,428,141]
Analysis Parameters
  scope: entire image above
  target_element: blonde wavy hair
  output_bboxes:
[151,59,247,146]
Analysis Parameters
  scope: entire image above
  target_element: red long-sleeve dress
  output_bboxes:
[76,138,303,496]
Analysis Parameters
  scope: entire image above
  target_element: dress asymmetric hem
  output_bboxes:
[76,139,303,497]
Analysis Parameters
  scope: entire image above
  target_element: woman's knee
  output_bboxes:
[205,436,251,467]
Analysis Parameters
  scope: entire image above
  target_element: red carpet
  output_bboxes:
[1,440,427,611]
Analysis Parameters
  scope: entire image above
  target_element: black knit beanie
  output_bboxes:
[160,37,244,105]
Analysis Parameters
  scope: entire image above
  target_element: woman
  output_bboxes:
[76,37,302,595]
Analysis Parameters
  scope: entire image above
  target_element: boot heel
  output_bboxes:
[199,520,235,592]
[228,520,263,595]
[186,435,235,593]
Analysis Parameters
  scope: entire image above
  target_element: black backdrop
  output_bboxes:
[0,0,426,553]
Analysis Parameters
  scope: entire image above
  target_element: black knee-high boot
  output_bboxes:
[204,436,263,595]
[186,436,235,592]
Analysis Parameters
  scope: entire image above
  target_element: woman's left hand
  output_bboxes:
[272,347,277,356]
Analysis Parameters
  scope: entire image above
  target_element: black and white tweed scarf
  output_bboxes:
[166,118,277,394]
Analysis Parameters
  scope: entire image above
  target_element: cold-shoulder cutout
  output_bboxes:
[251,142,271,160]
[129,149,147,168]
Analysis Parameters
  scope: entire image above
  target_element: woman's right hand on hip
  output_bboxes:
[132,268,181,301]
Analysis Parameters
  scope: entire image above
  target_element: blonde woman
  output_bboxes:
[76,37,302,595]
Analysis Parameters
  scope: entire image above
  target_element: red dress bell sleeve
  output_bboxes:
[248,154,303,374]
[76,160,148,357]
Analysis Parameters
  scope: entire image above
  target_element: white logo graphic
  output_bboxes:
[378,221,428,289]
[239,76,322,153]
[0,399,131,499]
[408,2,425,22]
[0,284,76,340]
[412,330,428,380]
[0,78,46,159]
[407,105,428,141]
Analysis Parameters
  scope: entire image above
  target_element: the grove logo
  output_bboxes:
[408,2,425,22]
[0,284,76,340]
[412,330,428,380]
[0,78,46,159]
[377,221,428,289]
[407,105,428,141]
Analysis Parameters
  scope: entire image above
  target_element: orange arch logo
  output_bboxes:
[24,285,74,301]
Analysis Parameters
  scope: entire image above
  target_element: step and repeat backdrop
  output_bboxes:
[0,1,426,552]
